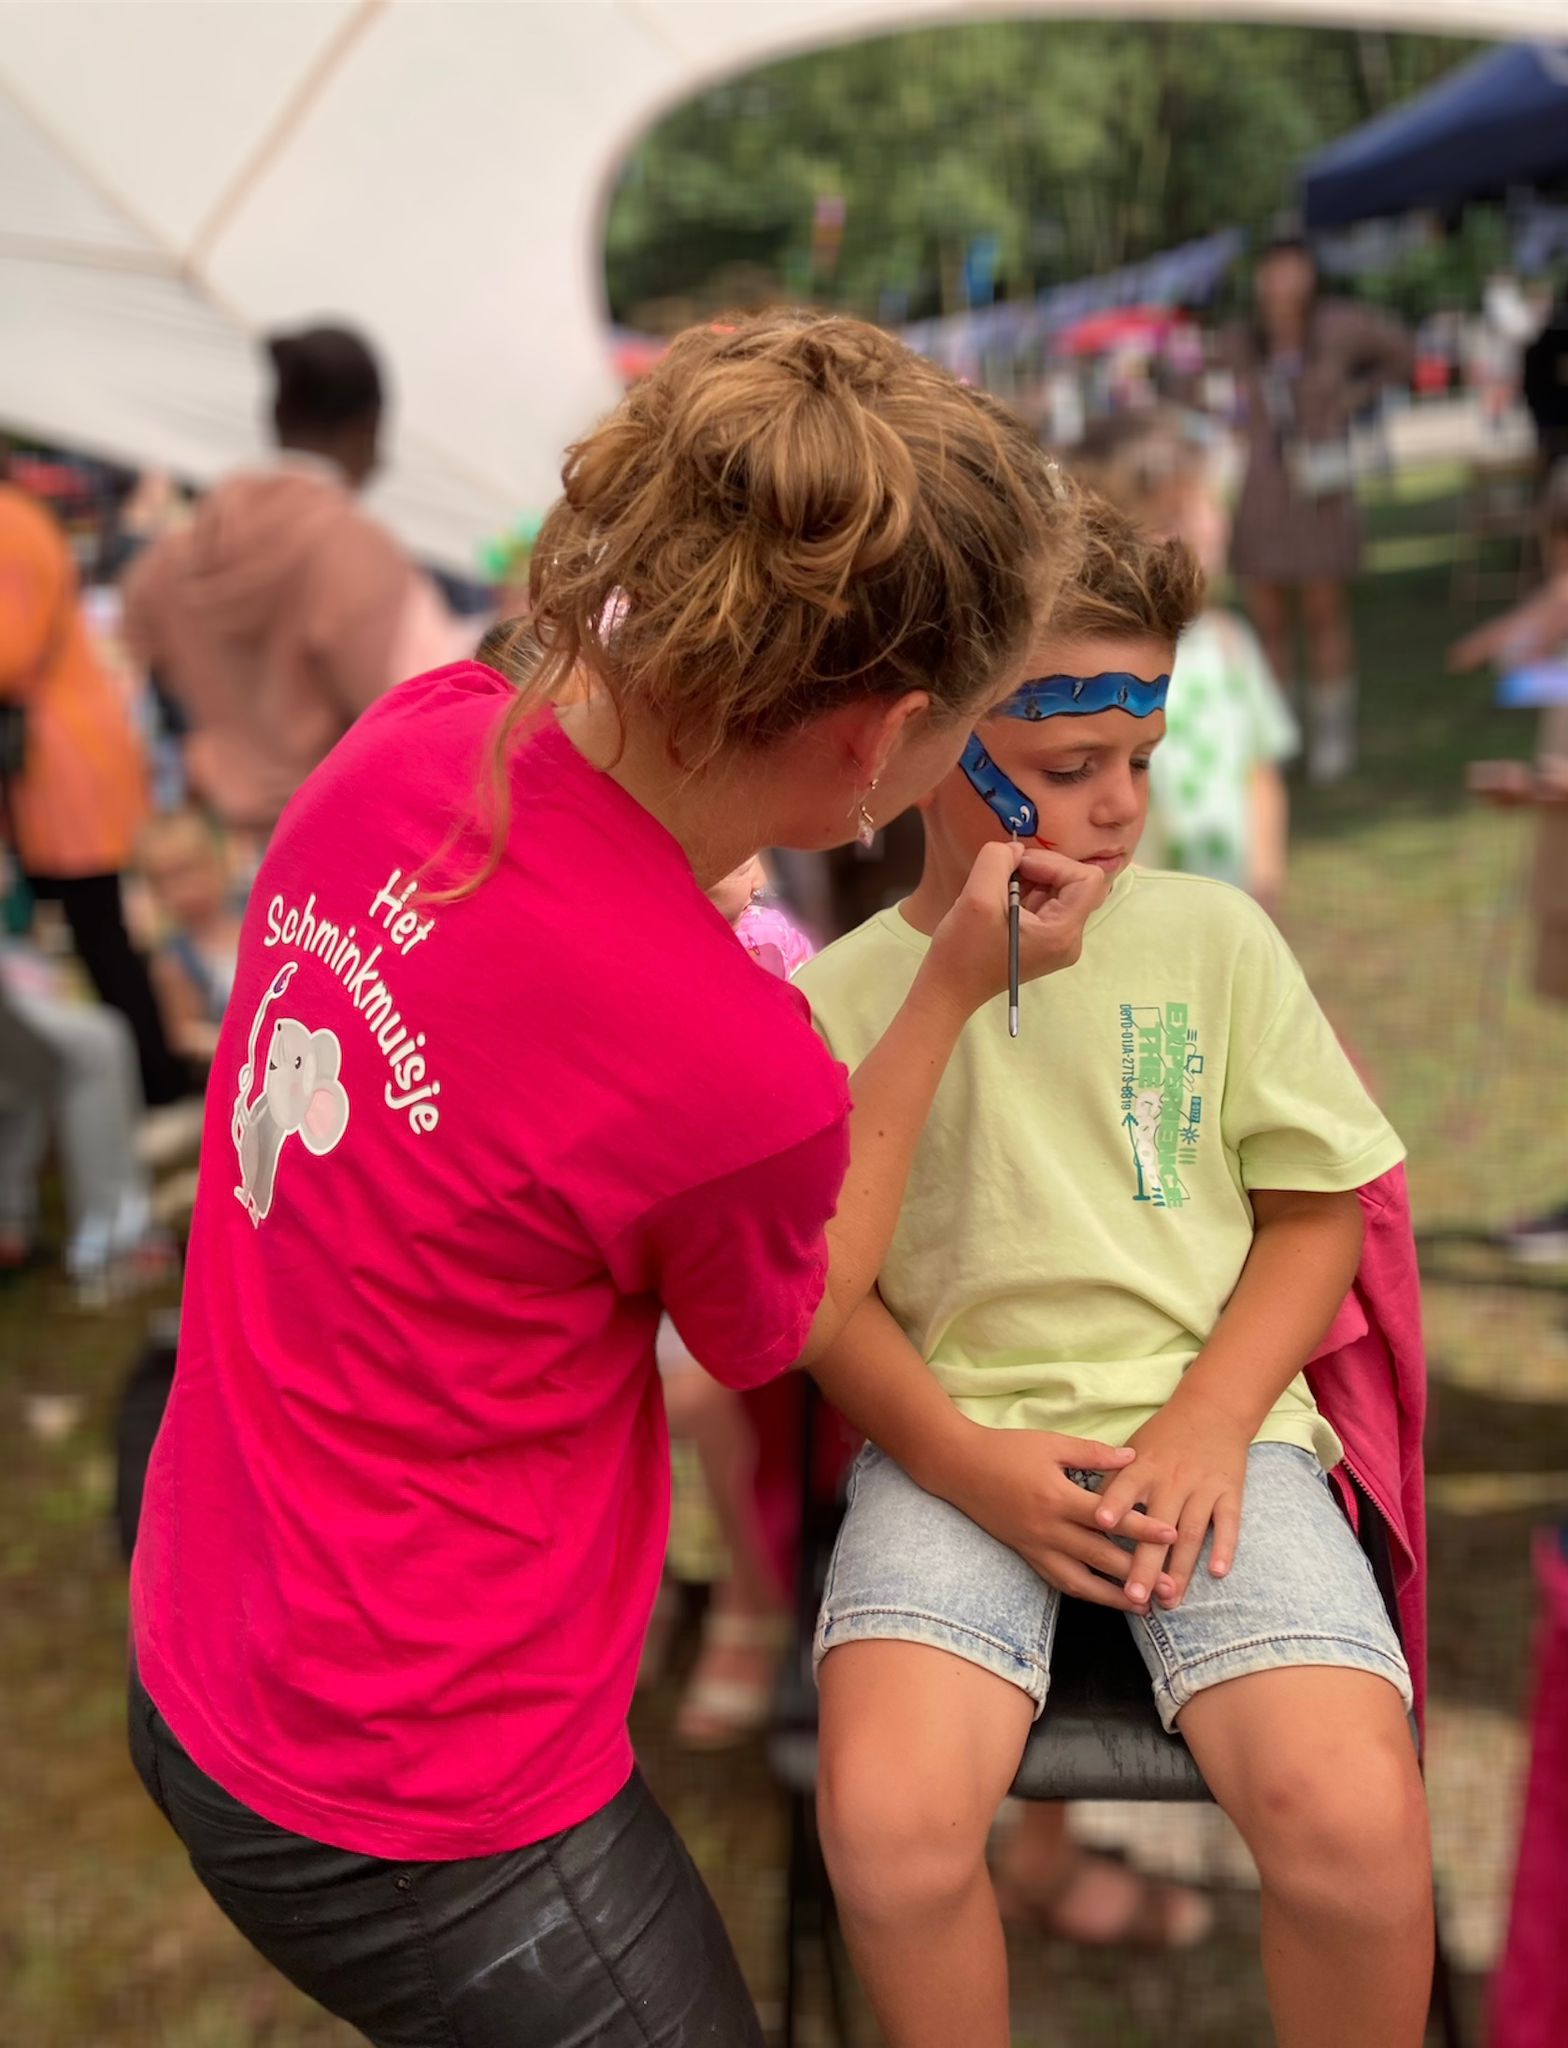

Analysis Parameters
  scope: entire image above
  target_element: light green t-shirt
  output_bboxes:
[1144,609,1299,889]
[796,868,1404,1468]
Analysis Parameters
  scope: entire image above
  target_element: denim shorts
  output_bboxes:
[814,1440,1412,1732]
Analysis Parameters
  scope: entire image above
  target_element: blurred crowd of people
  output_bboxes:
[0,326,465,1300]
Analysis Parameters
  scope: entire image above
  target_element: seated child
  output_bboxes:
[139,807,242,1064]
[655,856,815,1747]
[0,928,164,1298]
[797,493,1431,2047]
[1074,408,1298,913]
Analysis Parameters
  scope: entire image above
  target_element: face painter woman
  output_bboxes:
[127,312,1110,2046]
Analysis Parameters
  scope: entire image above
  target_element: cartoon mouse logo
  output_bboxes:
[232,961,349,1225]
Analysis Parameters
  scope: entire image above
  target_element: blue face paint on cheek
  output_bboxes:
[959,733,1037,838]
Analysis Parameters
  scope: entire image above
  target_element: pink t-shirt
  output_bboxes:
[131,663,850,1859]
[736,899,818,980]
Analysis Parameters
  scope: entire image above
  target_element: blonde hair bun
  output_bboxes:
[521,310,1079,763]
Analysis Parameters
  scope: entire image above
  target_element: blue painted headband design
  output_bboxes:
[1009,671,1170,721]
[959,671,1170,838]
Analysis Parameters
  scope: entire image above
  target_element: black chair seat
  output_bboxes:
[769,1592,1209,1807]
[1009,1595,1209,1803]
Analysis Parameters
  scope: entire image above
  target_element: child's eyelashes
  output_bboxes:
[1040,755,1155,787]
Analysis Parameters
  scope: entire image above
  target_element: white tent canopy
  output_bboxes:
[2,0,1563,572]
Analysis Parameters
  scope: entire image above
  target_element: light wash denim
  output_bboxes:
[815,1440,1412,1732]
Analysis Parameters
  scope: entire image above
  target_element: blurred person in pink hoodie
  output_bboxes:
[123,326,449,840]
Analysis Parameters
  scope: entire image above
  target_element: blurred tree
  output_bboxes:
[602,21,1481,326]
[1351,210,1515,325]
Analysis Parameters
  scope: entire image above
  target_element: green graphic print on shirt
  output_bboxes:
[1120,1002,1204,1207]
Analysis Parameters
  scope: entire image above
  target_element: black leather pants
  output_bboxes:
[129,1670,765,2046]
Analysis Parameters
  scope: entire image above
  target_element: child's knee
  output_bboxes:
[1242,1729,1429,1916]
[818,1741,993,1924]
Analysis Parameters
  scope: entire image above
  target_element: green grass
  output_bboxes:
[1289,483,1565,1246]
[1361,460,1472,509]
[2,478,1560,2043]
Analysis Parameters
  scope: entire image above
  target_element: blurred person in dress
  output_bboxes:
[1219,233,1413,785]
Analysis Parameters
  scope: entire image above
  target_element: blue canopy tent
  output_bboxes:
[1302,40,1568,230]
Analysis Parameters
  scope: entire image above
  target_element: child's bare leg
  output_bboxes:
[664,1367,781,1615]
[1299,577,1357,781]
[662,1366,786,1744]
[1300,577,1354,693]
[996,1800,1073,1899]
[995,1803,1212,1947]
[1244,579,1297,697]
[1179,1667,1431,2048]
[818,1641,1032,2048]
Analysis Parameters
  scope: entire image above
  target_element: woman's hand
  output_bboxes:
[923,841,1108,1017]
[1449,579,1568,673]
[1447,624,1497,674]
[940,1422,1179,1611]
[1466,759,1539,808]
[1090,1391,1250,1612]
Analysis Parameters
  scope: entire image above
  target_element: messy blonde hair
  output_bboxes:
[467,313,1079,876]
[1069,407,1212,532]
[1047,487,1204,649]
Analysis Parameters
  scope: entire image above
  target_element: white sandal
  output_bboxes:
[674,1609,792,1751]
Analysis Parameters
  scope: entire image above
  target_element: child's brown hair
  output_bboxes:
[1047,486,1205,651]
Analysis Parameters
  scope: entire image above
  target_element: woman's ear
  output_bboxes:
[845,688,934,783]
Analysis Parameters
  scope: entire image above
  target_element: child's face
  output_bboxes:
[1255,246,1316,329]
[921,633,1170,882]
[707,854,769,928]
[1160,478,1228,584]
[141,817,228,927]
